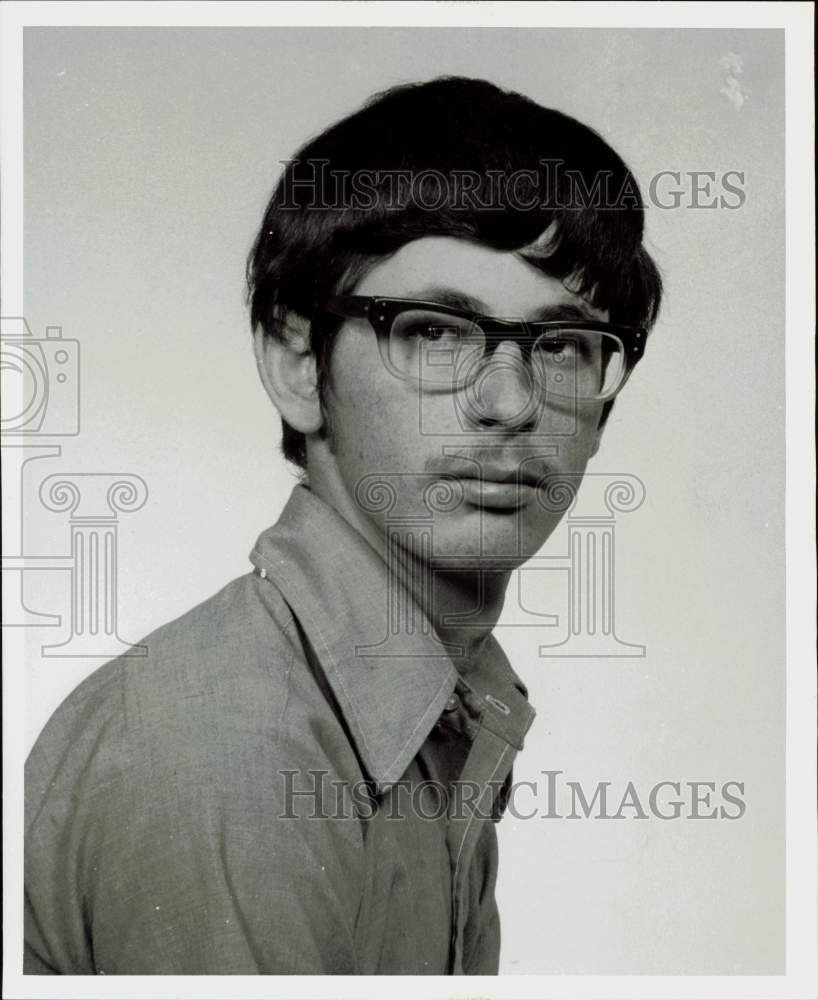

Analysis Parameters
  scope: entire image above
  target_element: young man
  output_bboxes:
[24,77,661,975]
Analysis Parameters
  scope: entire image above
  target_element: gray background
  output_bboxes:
[22,27,784,974]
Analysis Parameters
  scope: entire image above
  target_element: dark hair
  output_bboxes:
[247,76,662,468]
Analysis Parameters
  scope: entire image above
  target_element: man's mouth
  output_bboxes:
[435,458,546,486]
[435,463,545,511]
[455,477,536,510]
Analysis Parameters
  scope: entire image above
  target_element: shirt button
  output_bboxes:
[444,693,460,712]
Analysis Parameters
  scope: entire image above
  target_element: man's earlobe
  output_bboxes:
[590,402,614,458]
[589,430,603,458]
[253,315,323,434]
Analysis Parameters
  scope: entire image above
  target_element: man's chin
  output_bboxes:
[426,535,555,572]
[428,553,530,574]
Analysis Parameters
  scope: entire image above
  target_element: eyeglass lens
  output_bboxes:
[387,309,624,399]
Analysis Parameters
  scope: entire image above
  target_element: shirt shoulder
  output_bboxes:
[25,571,297,813]
[24,570,367,974]
[122,569,298,734]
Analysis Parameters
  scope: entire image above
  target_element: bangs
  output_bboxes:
[246,76,663,467]
[251,77,661,331]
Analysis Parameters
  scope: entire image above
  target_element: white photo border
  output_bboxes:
[2,3,814,999]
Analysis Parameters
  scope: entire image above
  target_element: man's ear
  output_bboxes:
[253,313,323,434]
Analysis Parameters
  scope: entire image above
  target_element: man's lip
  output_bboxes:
[454,478,536,511]
[436,465,544,488]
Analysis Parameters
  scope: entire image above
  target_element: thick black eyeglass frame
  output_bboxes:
[317,295,647,366]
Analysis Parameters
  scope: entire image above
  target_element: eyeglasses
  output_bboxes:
[318,296,646,402]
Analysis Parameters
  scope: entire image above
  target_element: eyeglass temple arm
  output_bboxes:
[318,296,372,320]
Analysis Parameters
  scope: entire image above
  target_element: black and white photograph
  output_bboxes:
[2,2,815,997]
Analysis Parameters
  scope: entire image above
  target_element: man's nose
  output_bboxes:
[461,341,541,430]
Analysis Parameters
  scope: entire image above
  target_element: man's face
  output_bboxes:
[315,236,608,568]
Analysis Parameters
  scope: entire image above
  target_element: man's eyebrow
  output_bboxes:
[400,288,601,323]
[404,287,488,314]
[526,302,601,323]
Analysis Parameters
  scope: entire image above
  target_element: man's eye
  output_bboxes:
[417,324,464,343]
[394,314,470,342]
[537,336,598,363]
[403,323,443,340]
[538,338,577,358]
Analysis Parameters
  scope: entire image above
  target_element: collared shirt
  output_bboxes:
[25,485,535,975]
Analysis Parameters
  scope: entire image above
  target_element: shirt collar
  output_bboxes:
[250,484,534,792]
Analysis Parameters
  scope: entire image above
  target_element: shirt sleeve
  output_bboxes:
[25,664,366,975]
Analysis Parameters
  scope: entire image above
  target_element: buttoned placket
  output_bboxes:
[441,678,535,975]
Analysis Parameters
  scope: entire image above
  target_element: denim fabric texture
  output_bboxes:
[25,485,536,974]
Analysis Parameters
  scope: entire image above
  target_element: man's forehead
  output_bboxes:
[353,235,608,321]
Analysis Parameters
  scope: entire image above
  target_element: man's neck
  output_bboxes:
[387,536,510,674]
